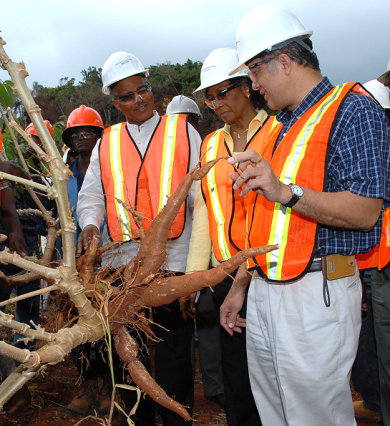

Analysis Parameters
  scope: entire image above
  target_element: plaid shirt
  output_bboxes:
[276,77,390,256]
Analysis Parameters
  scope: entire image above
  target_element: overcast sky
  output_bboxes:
[0,0,389,90]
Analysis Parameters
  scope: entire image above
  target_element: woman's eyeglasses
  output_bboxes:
[205,81,242,109]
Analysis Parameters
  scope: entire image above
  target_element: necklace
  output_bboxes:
[231,127,248,139]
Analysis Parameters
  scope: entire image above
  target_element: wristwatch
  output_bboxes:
[283,184,303,208]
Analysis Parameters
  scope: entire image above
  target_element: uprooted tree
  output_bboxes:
[0,38,276,423]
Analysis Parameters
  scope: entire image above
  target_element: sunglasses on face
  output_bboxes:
[205,81,242,109]
[71,131,99,141]
[114,84,152,104]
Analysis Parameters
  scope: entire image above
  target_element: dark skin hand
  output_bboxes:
[1,187,27,256]
[0,162,31,180]
[179,292,197,321]
[76,224,99,257]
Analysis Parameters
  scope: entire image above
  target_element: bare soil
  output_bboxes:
[0,348,227,426]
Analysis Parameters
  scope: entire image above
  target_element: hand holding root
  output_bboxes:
[76,224,99,257]
[228,150,291,202]
[179,292,197,321]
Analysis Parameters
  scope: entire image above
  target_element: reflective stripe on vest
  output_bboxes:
[247,83,364,282]
[100,114,190,241]
[160,114,181,212]
[201,120,273,262]
[203,129,232,260]
[109,123,133,239]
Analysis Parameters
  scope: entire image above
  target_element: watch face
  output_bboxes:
[291,184,303,197]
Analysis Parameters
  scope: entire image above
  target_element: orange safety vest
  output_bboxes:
[357,207,390,270]
[99,114,190,242]
[200,117,276,262]
[246,82,371,282]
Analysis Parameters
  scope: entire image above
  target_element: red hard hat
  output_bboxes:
[62,105,104,146]
[25,120,54,137]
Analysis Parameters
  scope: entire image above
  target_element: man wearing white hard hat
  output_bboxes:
[356,77,390,426]
[166,95,202,130]
[220,4,390,426]
[77,51,201,425]
[377,59,390,87]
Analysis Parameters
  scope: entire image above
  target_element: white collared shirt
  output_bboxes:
[77,111,201,271]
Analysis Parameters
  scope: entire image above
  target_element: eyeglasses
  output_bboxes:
[114,84,152,104]
[71,131,98,141]
[205,81,242,109]
[247,54,280,74]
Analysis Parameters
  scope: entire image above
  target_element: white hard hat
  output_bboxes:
[101,51,149,95]
[364,80,390,109]
[166,95,202,119]
[377,59,390,84]
[231,4,313,75]
[193,48,248,93]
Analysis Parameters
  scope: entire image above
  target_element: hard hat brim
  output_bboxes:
[102,69,149,95]
[377,70,390,84]
[62,126,103,148]
[193,72,248,93]
[229,30,313,76]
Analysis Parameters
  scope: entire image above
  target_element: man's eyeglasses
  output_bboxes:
[205,81,242,109]
[247,54,280,73]
[114,84,152,104]
[71,131,99,141]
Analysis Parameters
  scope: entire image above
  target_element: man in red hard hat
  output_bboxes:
[25,119,53,141]
[25,120,54,168]
[59,105,108,416]
[62,105,104,180]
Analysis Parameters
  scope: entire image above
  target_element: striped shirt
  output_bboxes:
[276,77,390,255]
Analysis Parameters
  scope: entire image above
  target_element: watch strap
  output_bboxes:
[283,184,302,208]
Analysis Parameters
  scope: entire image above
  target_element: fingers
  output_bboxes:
[76,225,99,256]
[7,231,28,257]
[220,306,242,336]
[232,164,263,192]
[179,294,196,321]
[228,150,262,169]
[76,236,83,257]
[189,293,196,314]
[9,236,27,257]
[179,297,188,321]
[221,313,245,335]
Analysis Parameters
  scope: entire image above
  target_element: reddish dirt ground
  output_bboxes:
[0,349,379,426]
[0,348,227,426]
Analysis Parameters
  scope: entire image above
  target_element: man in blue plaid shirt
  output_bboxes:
[220,5,390,426]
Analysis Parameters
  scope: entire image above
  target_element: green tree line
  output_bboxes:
[0,59,224,161]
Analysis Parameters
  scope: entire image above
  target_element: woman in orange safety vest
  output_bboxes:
[184,48,269,426]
